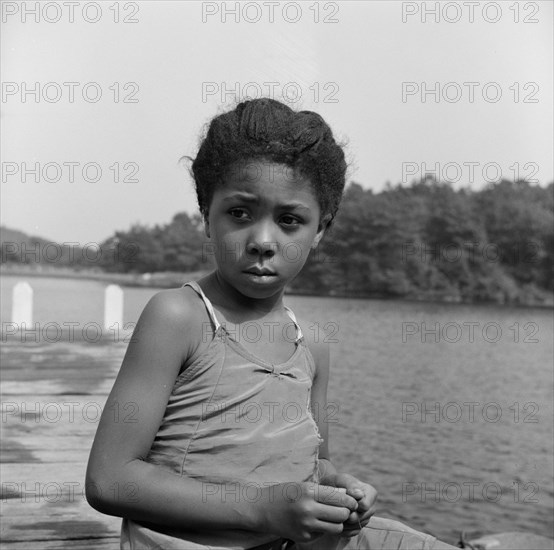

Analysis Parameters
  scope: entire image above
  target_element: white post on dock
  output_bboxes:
[12,282,33,327]
[104,284,123,331]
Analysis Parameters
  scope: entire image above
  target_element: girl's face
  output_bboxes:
[205,159,328,300]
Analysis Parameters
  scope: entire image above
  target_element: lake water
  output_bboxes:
[1,275,553,542]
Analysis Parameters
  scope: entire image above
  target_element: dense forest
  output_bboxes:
[2,178,553,305]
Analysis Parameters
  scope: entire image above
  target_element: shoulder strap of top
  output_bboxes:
[184,282,302,341]
[284,305,303,342]
[182,281,221,331]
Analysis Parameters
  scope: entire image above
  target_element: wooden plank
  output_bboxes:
[1,395,134,426]
[0,539,120,550]
[1,497,122,523]
[1,378,117,396]
[1,486,122,544]
[0,340,126,547]
[1,446,92,464]
[2,461,89,486]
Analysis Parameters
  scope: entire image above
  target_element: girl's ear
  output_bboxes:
[312,214,332,249]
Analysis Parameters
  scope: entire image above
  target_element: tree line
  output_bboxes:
[295,178,553,304]
[2,178,552,304]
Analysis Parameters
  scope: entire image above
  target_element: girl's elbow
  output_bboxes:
[85,470,109,513]
[85,466,121,516]
[85,454,144,516]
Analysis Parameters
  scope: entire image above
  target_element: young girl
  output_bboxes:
[86,98,456,549]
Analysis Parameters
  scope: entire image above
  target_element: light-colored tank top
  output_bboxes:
[121,281,323,549]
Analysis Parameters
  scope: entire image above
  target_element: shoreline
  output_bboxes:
[0,264,203,289]
[2,265,553,308]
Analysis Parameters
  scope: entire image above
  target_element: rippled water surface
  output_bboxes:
[287,295,554,542]
[2,276,553,542]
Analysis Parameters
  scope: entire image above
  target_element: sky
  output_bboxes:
[2,0,553,245]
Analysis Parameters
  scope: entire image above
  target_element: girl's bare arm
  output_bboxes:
[86,289,262,531]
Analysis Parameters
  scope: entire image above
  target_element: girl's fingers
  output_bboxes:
[344,510,369,527]
[344,505,372,531]
[355,484,378,514]
[311,518,350,536]
[338,476,363,498]
[314,485,358,510]
[314,502,352,524]
[355,502,377,518]
[348,486,364,499]
[345,510,360,522]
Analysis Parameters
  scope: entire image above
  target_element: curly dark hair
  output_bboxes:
[190,98,347,224]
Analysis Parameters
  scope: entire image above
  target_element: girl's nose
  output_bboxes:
[245,239,277,258]
[245,223,278,258]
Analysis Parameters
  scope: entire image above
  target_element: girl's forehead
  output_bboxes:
[221,160,317,200]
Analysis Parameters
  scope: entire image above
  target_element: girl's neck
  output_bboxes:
[202,270,285,318]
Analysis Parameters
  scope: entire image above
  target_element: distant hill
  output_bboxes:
[1,226,50,246]
[0,225,99,268]
[0,225,209,288]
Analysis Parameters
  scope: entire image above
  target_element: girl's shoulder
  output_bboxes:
[134,285,210,360]
[142,285,206,326]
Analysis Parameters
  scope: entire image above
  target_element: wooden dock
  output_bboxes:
[1,336,126,549]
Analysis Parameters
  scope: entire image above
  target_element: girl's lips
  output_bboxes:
[243,268,277,276]
[243,272,278,284]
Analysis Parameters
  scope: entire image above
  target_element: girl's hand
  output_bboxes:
[332,473,378,538]
[258,482,359,543]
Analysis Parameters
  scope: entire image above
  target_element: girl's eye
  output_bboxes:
[229,208,249,220]
[280,215,300,226]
